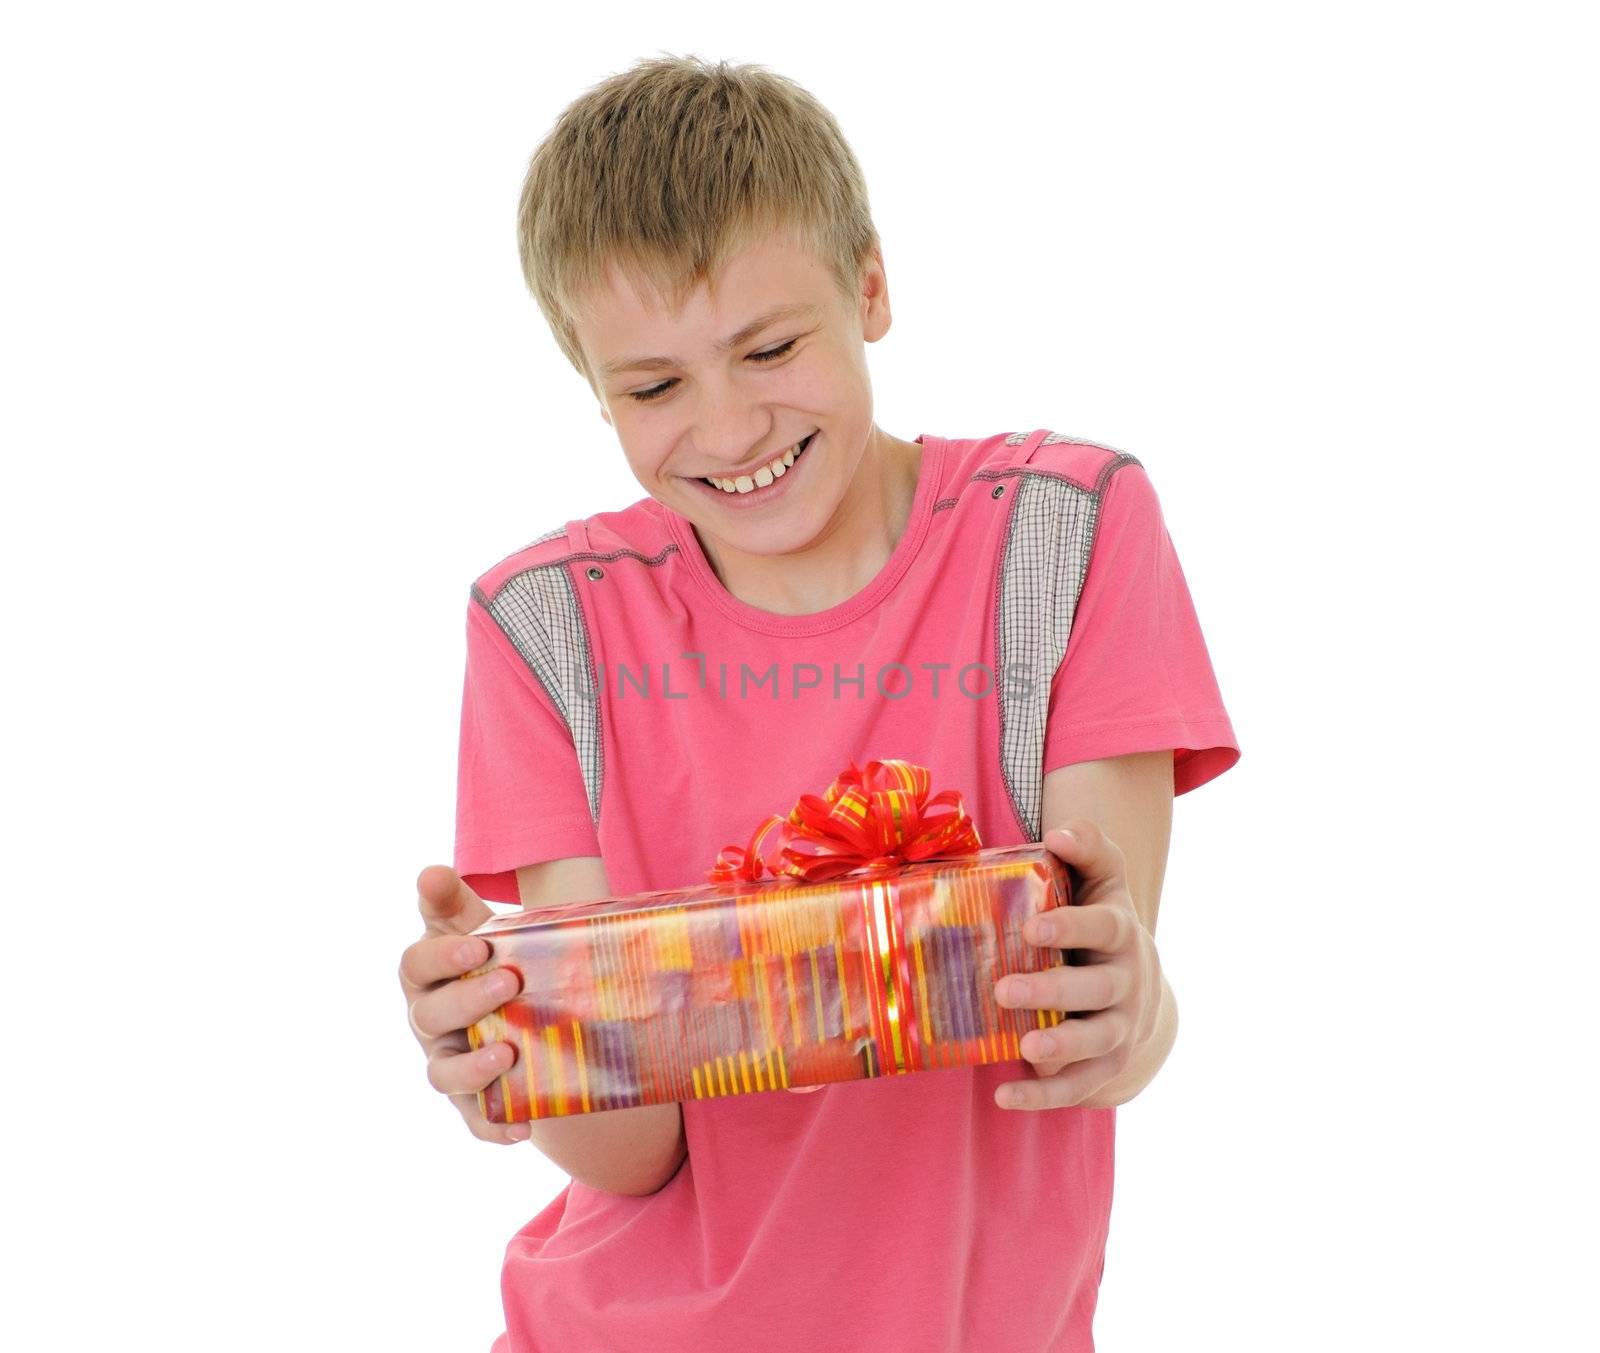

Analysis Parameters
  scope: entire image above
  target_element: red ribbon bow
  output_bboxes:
[705,758,983,885]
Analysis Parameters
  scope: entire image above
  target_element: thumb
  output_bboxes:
[1041,821,1126,905]
[416,863,493,936]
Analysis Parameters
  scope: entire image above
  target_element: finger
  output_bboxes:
[407,964,522,1042]
[416,864,494,937]
[1017,1010,1130,1073]
[452,1094,532,1145]
[428,1039,520,1097]
[399,932,492,994]
[994,962,1131,1015]
[1020,899,1136,956]
[995,1051,1125,1111]
[1041,822,1127,904]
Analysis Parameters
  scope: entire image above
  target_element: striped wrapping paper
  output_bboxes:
[463,841,1073,1121]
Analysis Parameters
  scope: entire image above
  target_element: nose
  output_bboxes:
[690,373,769,472]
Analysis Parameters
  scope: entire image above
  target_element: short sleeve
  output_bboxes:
[454,595,602,904]
[1043,461,1241,795]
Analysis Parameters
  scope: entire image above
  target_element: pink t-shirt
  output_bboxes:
[453,427,1240,1352]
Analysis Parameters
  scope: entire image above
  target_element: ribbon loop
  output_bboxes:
[705,813,790,884]
[703,758,982,884]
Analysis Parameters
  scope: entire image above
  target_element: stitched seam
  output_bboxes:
[969,460,1145,494]
[1069,455,1143,642]
[484,544,679,605]
[1094,453,1143,496]
[993,446,1131,840]
[993,482,1031,842]
[469,583,574,752]
[972,466,1095,492]
[473,565,605,828]
[558,562,604,827]
[1048,714,1233,734]
[991,434,1049,838]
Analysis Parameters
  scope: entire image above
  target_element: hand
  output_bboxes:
[991,822,1163,1110]
[398,864,531,1143]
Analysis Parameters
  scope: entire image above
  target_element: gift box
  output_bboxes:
[462,759,1075,1121]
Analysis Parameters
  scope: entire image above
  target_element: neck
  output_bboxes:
[696,430,924,616]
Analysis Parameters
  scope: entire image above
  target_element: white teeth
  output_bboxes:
[704,436,810,494]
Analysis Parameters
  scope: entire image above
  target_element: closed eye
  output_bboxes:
[627,339,799,403]
[748,338,797,364]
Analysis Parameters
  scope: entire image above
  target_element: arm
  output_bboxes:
[513,856,688,1197]
[448,595,683,1187]
[1011,452,1238,1110]
[1038,750,1179,1109]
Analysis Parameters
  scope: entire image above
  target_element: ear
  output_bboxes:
[859,245,892,344]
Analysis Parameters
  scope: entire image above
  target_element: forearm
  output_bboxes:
[526,1101,687,1197]
[511,858,687,1196]
[1081,971,1179,1109]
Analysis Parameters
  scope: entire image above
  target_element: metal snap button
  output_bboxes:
[586,565,604,581]
[991,483,1006,499]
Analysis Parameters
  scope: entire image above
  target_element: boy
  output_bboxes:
[397,54,1239,1352]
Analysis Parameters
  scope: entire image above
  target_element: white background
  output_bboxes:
[5,2,1596,1349]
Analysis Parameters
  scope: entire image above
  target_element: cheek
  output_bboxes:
[799,352,867,405]
[620,444,668,483]
[780,371,842,420]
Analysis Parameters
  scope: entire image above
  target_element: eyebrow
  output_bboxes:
[598,302,821,379]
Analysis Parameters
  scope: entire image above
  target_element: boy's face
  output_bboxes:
[572,229,896,563]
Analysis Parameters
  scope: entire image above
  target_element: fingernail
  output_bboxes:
[455,940,484,968]
[506,1124,530,1141]
[1029,917,1054,944]
[1054,827,1076,843]
[489,970,516,997]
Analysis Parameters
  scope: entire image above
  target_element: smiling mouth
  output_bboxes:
[698,432,816,494]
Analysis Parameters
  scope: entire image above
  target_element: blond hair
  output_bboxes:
[516,53,881,389]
